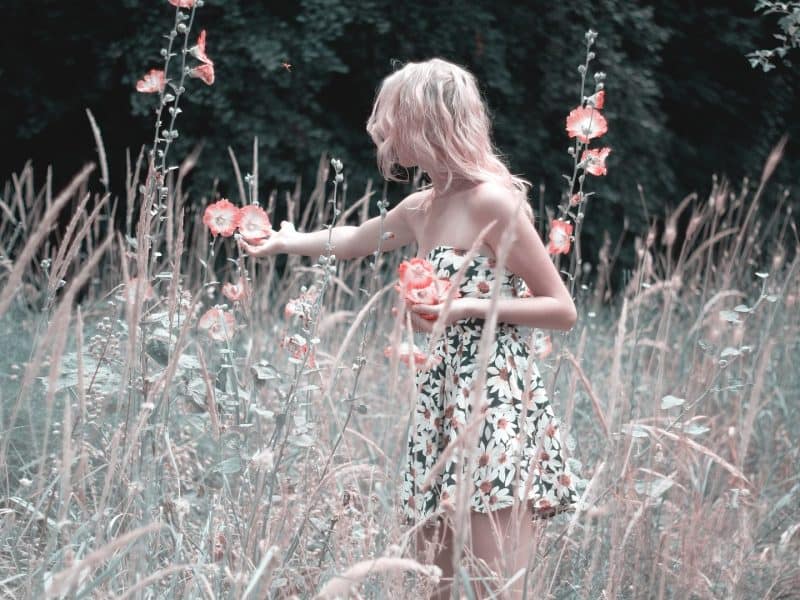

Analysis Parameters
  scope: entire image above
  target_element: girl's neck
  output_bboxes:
[425,169,476,198]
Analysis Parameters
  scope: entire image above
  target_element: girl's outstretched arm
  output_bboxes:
[239,191,421,260]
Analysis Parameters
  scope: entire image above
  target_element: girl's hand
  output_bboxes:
[239,220,295,257]
[404,299,469,333]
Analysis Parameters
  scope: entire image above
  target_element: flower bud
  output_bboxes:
[176,23,188,34]
[663,221,677,247]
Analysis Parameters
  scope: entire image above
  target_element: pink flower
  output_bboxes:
[190,30,213,65]
[565,106,608,143]
[587,89,605,109]
[569,192,583,207]
[203,199,240,237]
[136,69,166,94]
[281,334,316,367]
[397,258,435,290]
[222,279,247,302]
[198,306,236,342]
[238,205,271,242]
[547,220,573,255]
[580,147,611,176]
[285,286,319,325]
[397,277,458,320]
[168,0,195,7]
[189,63,215,86]
[384,343,442,371]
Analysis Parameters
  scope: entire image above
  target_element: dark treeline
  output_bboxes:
[2,0,797,284]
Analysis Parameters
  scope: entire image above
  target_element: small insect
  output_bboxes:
[281,62,292,71]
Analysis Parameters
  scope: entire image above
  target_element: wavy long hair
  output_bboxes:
[366,58,532,212]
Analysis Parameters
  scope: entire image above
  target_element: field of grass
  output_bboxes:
[1,6,799,597]
[0,142,798,599]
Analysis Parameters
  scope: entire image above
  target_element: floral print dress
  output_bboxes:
[401,245,579,522]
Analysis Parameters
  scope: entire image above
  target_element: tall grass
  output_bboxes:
[1,8,798,597]
[0,133,797,598]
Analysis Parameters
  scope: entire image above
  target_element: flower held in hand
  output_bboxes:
[203,199,239,237]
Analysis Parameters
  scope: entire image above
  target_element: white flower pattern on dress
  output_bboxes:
[401,245,579,522]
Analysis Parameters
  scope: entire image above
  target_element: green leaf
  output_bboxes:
[719,310,741,323]
[720,347,740,358]
[683,423,710,436]
[660,394,685,409]
[214,457,242,474]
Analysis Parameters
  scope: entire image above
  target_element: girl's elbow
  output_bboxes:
[563,305,578,330]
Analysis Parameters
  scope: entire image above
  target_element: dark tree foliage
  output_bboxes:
[2,0,797,281]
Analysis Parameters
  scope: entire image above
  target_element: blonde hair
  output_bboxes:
[366,58,533,215]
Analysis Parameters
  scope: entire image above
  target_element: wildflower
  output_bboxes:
[198,306,236,342]
[397,257,436,290]
[168,0,195,7]
[189,30,213,65]
[533,333,552,358]
[569,192,583,207]
[587,89,605,109]
[580,147,611,176]
[136,69,166,94]
[237,205,271,241]
[222,279,247,302]
[384,342,442,371]
[281,333,316,367]
[285,286,319,325]
[398,278,458,320]
[203,199,239,237]
[565,106,608,143]
[189,63,215,86]
[213,530,225,562]
[547,220,573,255]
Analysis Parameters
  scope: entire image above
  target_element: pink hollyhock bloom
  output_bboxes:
[565,106,608,143]
[222,279,247,302]
[203,199,240,237]
[281,334,316,367]
[580,147,611,176]
[384,342,442,371]
[238,205,272,241]
[190,30,213,65]
[533,334,552,359]
[400,278,458,320]
[168,0,195,7]
[198,306,236,342]
[397,257,436,290]
[136,69,166,94]
[547,220,573,255]
[189,63,215,85]
[284,286,319,324]
[587,89,605,109]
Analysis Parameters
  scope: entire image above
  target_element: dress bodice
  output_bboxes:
[425,244,525,299]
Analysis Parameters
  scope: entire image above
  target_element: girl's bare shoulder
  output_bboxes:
[467,181,528,222]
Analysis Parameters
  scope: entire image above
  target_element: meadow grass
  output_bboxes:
[0,137,798,599]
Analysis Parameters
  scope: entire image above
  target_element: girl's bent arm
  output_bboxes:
[469,182,578,330]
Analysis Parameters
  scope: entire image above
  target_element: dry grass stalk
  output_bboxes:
[316,556,441,599]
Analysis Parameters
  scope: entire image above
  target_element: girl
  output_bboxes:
[241,58,580,599]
